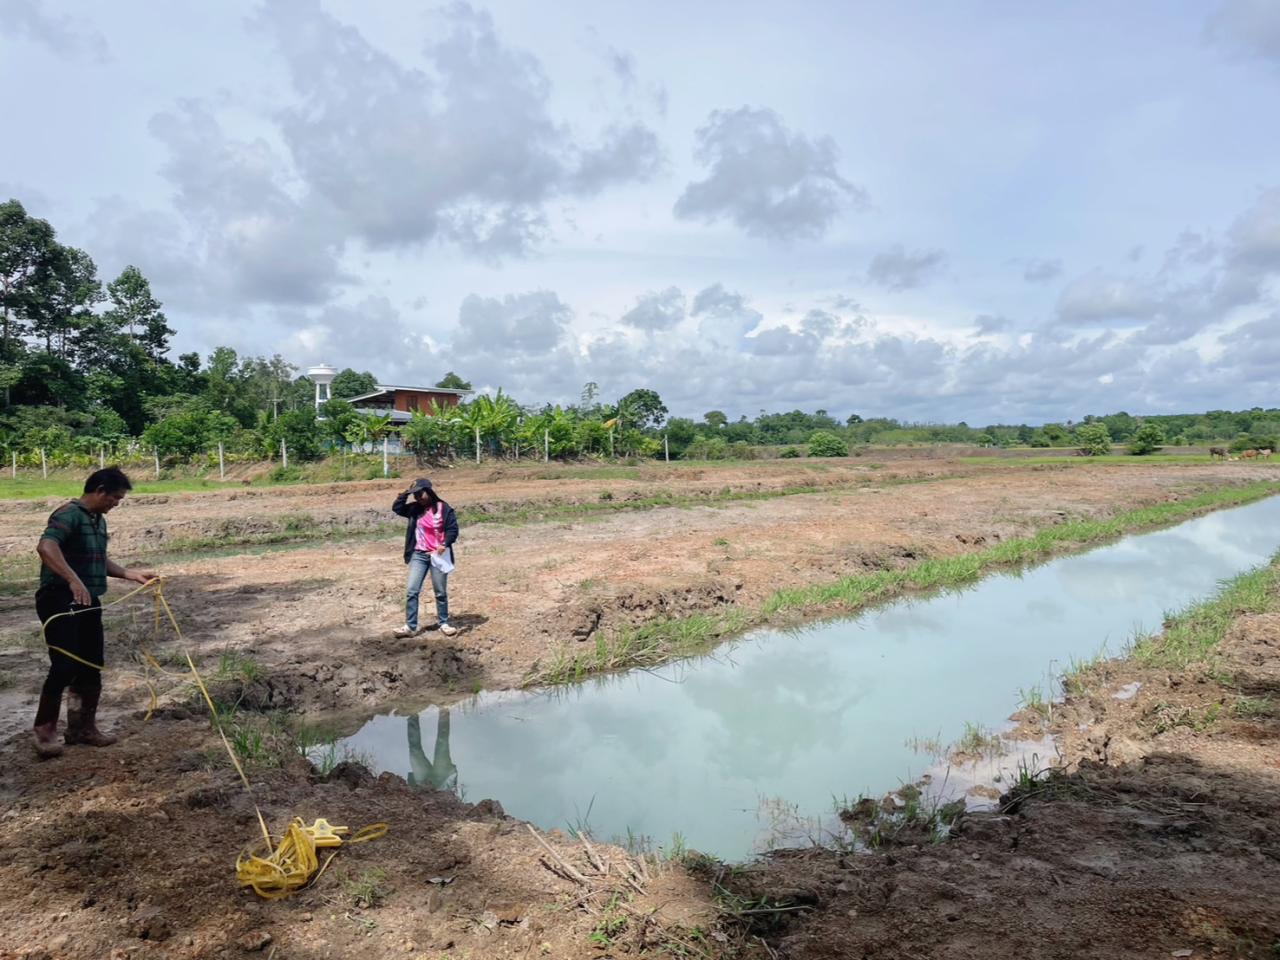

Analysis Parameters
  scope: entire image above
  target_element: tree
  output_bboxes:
[704,410,727,429]
[29,244,102,358]
[106,266,173,359]
[1128,422,1165,456]
[618,388,668,431]
[1075,422,1112,456]
[331,368,378,399]
[0,199,56,362]
[435,371,472,391]
[808,430,848,457]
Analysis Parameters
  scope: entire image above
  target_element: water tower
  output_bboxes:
[307,364,336,409]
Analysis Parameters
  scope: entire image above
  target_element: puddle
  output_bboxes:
[331,496,1280,860]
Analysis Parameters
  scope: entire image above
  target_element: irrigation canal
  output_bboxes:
[327,495,1280,859]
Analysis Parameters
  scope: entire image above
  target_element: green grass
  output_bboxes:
[528,611,747,685]
[953,721,1004,758]
[764,481,1280,616]
[1132,550,1280,667]
[959,454,1251,467]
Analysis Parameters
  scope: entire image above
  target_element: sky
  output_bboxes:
[2,0,1279,424]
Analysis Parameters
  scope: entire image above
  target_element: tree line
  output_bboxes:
[3,197,1277,471]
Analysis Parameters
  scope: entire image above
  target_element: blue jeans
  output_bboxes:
[405,550,449,630]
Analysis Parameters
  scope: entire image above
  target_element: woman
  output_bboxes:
[391,478,459,638]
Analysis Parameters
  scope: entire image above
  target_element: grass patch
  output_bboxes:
[1232,695,1274,719]
[344,868,390,908]
[953,721,1004,759]
[1132,550,1280,667]
[764,481,1280,616]
[528,611,747,686]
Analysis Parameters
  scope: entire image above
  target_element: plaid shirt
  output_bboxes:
[40,499,109,598]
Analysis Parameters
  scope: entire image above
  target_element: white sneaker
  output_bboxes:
[393,624,417,638]
[439,622,458,637]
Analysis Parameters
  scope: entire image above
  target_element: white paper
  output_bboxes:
[431,550,454,573]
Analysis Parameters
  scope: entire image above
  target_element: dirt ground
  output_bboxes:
[1,456,1279,959]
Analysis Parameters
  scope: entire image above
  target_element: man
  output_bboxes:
[33,467,157,758]
[391,478,459,638]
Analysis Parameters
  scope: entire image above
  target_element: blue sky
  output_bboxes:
[3,0,1279,423]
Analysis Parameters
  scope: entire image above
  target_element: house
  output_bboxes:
[307,365,469,425]
[345,384,468,425]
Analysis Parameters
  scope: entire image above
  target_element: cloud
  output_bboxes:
[674,106,864,241]
[571,124,665,194]
[0,0,109,60]
[690,283,763,347]
[454,290,572,354]
[866,245,947,291]
[1206,0,1280,64]
[253,0,662,261]
[972,314,1010,335]
[620,287,686,331]
[1056,271,1161,326]
[148,100,347,305]
[1022,258,1063,283]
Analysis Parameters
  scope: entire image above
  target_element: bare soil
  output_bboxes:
[1,456,1278,959]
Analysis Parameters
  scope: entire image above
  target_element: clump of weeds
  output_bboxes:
[953,721,1004,760]
[344,868,390,908]
[1232,696,1274,719]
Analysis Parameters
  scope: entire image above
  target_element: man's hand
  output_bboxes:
[69,577,91,607]
[124,568,159,585]
[435,546,446,555]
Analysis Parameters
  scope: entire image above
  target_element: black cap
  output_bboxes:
[410,477,433,495]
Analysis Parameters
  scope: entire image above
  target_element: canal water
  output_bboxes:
[332,496,1280,859]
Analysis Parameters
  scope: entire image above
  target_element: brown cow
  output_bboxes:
[1209,446,1227,460]
[1242,449,1258,460]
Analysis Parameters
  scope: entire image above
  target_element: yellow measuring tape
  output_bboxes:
[40,578,388,898]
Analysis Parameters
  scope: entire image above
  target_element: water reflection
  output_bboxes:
[336,496,1280,860]
[406,709,457,792]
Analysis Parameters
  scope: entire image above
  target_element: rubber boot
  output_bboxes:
[32,687,63,759]
[65,687,117,747]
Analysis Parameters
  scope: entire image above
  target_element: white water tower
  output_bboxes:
[308,364,336,409]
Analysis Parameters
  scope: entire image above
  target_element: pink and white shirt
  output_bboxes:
[415,504,446,553]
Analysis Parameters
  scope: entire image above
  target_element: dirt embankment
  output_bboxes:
[729,590,1280,959]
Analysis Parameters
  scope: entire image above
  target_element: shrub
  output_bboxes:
[808,431,848,457]
[1229,434,1279,454]
[1075,422,1112,456]
[1128,422,1165,456]
[779,446,802,458]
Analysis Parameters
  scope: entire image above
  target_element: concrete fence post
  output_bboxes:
[218,441,225,480]
[41,448,47,480]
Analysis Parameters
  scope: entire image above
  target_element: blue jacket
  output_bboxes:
[392,492,459,564]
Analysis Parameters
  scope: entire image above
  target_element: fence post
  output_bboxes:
[281,438,288,470]
[218,441,225,481]
[608,430,614,458]
[664,434,669,463]
[544,429,549,463]
[99,446,105,469]
[475,426,481,464]
[153,448,160,480]
[382,436,389,477]
[40,448,47,480]
[11,450,16,479]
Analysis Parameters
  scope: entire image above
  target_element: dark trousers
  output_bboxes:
[36,584,104,715]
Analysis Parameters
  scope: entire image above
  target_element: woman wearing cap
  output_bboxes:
[391,478,459,638]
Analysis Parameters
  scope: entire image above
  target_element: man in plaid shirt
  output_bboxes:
[33,467,156,758]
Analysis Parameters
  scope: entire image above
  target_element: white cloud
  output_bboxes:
[866,245,947,291]
[674,106,864,241]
